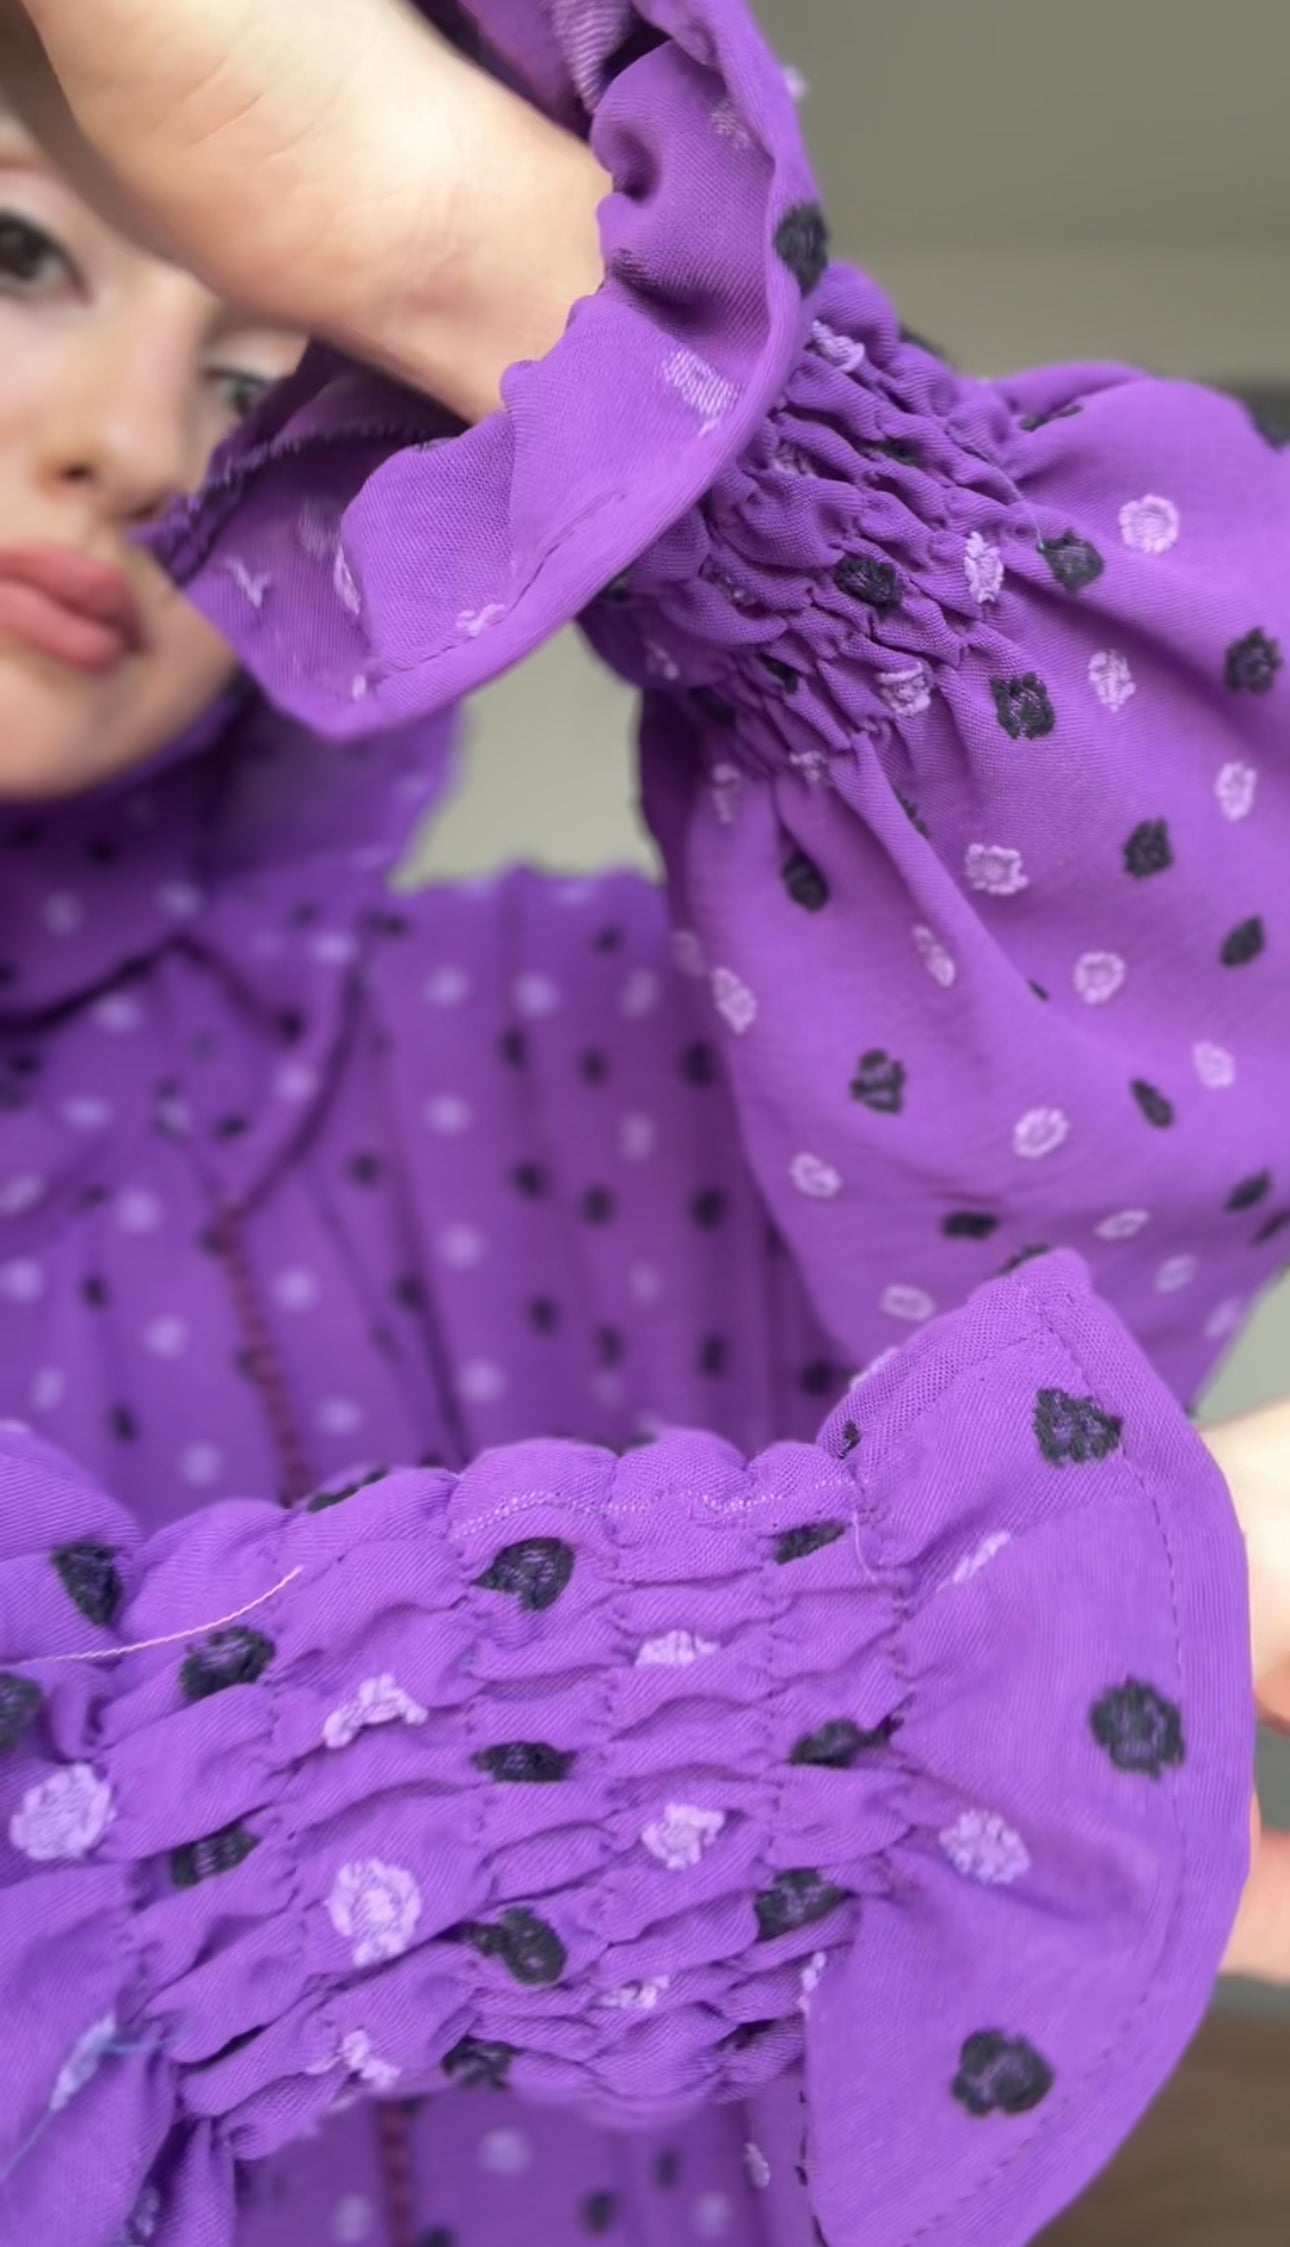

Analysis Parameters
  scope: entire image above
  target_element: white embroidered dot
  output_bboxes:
[603,1974,672,2012]
[512,973,561,1021]
[156,880,205,921]
[693,2192,734,2239]
[710,95,753,151]
[635,1630,719,1669]
[311,930,358,968]
[326,1858,423,1967]
[423,966,471,1007]
[949,1531,1013,1587]
[323,1675,429,1753]
[629,1263,663,1305]
[710,761,743,826]
[645,637,682,682]
[459,1359,507,1405]
[940,1809,1030,1886]
[877,663,932,717]
[661,347,739,437]
[810,319,866,375]
[790,1152,843,1201]
[1206,1297,1247,1341]
[671,929,706,979]
[42,891,84,937]
[1095,1210,1150,1242]
[226,557,269,610]
[1119,494,1180,554]
[745,2144,772,2192]
[880,1283,936,1324]
[296,497,343,561]
[1088,650,1136,714]
[118,2182,161,2245]
[620,968,661,1020]
[478,2127,534,2178]
[333,544,362,618]
[1193,1040,1236,1090]
[620,1114,657,1162]
[850,1346,898,1389]
[1013,1107,1070,1161]
[1216,760,1258,823]
[115,1189,163,1236]
[10,1764,114,1862]
[711,967,758,1035]
[273,1268,320,1312]
[330,2195,376,2245]
[92,992,144,1034]
[1074,951,1127,1006]
[436,1224,488,1271]
[912,924,957,988]
[1156,1255,1199,1295]
[62,1096,112,1132]
[318,1396,364,1438]
[799,1950,828,2013]
[180,1442,224,1488]
[641,1802,726,1872]
[0,1173,45,1217]
[966,844,1028,897]
[963,531,1004,606]
[30,1366,66,1412]
[424,1094,473,1136]
[339,2030,401,2094]
[0,1259,45,1304]
[49,2012,118,2114]
[144,1315,189,1359]
[275,1060,320,1106]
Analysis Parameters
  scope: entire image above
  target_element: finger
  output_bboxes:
[1223,1825,1290,1983]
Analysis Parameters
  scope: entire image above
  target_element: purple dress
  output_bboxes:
[0,0,1285,2241]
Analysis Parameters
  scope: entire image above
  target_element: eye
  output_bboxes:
[0,212,77,298]
[206,366,273,424]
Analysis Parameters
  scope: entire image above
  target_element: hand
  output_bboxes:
[1207,1401,1290,1981]
[0,0,606,418]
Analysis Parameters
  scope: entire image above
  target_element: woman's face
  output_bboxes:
[0,97,303,802]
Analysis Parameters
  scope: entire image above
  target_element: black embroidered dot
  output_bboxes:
[1224,629,1282,695]
[1019,403,1082,432]
[692,686,737,728]
[895,790,930,838]
[53,1540,122,1626]
[1124,819,1173,879]
[775,1520,846,1565]
[1131,1079,1175,1128]
[473,1741,575,1785]
[991,673,1056,741]
[580,1186,617,1225]
[838,1420,861,1460]
[1034,1387,1123,1465]
[943,1211,1001,1241]
[849,1049,906,1115]
[878,437,920,466]
[952,2032,1054,2118]
[0,1673,41,1752]
[782,850,830,912]
[442,2036,515,2091]
[1039,532,1105,594]
[602,569,632,604]
[213,1114,249,1143]
[109,1403,139,1443]
[420,2231,456,2247]
[1090,1680,1184,1778]
[722,2018,777,2052]
[306,1465,386,1514]
[394,1274,425,1311]
[799,1358,840,1398]
[81,1273,110,1309]
[790,1713,901,1768]
[170,1822,260,1889]
[1254,1209,1290,1246]
[499,1028,527,1069]
[511,1161,549,1199]
[597,1327,625,1368]
[774,201,830,294]
[834,554,903,612]
[759,653,800,694]
[690,1187,728,1229]
[347,1152,384,1186]
[653,2151,680,2192]
[580,1049,610,1084]
[1028,981,1049,1002]
[1221,917,1266,968]
[1001,1244,1051,1275]
[581,2191,619,2235]
[687,1330,726,1380]
[476,1537,575,1612]
[180,1626,274,1703]
[1250,403,1290,450]
[681,1041,717,1086]
[1228,1171,1273,1212]
[754,1868,850,1942]
[527,1297,561,1335]
[454,1907,567,1987]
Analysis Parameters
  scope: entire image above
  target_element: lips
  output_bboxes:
[0,545,146,675]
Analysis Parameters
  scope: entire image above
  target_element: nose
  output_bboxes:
[35,271,211,529]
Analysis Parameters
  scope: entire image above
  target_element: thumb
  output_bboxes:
[1223,1814,1290,1983]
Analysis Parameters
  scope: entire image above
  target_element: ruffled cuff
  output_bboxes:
[149,0,851,734]
[0,1254,1250,2247]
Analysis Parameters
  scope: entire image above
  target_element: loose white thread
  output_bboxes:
[30,1567,303,1668]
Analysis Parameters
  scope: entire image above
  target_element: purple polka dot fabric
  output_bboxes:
[0,0,1280,2241]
